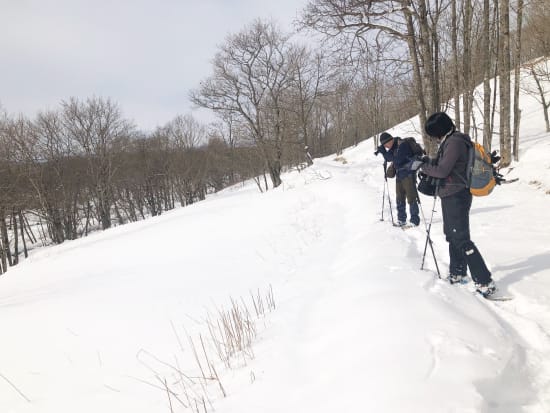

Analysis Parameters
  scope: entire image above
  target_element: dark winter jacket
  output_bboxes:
[420,132,470,198]
[380,138,416,180]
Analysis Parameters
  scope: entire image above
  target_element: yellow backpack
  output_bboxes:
[467,141,497,197]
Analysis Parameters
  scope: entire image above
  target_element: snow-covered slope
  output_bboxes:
[1,74,550,412]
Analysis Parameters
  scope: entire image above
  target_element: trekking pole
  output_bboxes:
[380,162,387,221]
[386,179,395,225]
[419,194,441,277]
[381,161,395,225]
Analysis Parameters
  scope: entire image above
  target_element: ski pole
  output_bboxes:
[383,162,395,225]
[380,162,387,221]
[386,179,395,225]
[420,194,440,277]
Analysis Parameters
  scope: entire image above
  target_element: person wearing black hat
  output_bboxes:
[376,132,420,227]
[407,112,497,298]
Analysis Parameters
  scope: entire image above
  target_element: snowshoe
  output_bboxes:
[475,281,497,298]
[448,274,468,285]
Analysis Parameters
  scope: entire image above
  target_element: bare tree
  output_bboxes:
[191,20,299,188]
[165,114,206,150]
[300,0,444,153]
[0,114,33,271]
[27,110,88,241]
[289,47,328,159]
[520,1,550,132]
[329,76,354,155]
[61,97,134,229]
[210,114,240,184]
[521,58,550,132]
[522,0,550,60]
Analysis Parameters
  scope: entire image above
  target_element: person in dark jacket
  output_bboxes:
[377,132,420,226]
[409,112,497,297]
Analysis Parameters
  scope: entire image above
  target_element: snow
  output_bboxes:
[1,69,550,412]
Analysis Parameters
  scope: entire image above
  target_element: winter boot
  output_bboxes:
[409,202,420,226]
[397,201,407,226]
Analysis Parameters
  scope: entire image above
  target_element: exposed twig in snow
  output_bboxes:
[0,371,31,403]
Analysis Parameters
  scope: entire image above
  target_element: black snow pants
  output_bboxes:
[440,188,492,284]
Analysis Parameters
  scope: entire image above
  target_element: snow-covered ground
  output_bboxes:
[1,76,550,412]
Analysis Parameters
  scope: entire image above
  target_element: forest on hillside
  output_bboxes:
[1,0,549,274]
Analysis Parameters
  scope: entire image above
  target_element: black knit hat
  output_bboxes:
[425,112,455,138]
[380,132,393,145]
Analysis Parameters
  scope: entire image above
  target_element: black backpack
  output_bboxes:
[403,137,425,156]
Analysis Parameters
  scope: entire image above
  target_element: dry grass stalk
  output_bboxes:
[164,378,175,413]
[0,371,31,403]
[143,286,276,412]
[199,334,215,378]
[187,335,207,382]
[210,362,226,397]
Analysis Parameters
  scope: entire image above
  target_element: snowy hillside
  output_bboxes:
[1,81,550,411]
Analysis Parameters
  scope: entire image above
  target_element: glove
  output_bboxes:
[490,150,501,164]
[374,145,385,156]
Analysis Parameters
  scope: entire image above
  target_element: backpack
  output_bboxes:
[404,137,426,157]
[465,141,497,196]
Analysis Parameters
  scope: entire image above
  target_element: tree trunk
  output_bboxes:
[462,0,473,135]
[12,209,19,265]
[403,8,432,153]
[97,192,112,229]
[19,210,29,259]
[451,0,461,129]
[267,159,282,188]
[416,0,436,114]
[512,0,524,161]
[531,67,550,131]
[482,0,492,150]
[0,208,12,269]
[84,200,92,236]
[263,170,269,191]
[432,23,440,111]
[0,236,4,275]
[23,213,37,244]
[490,0,500,151]
[417,0,439,113]
[499,0,512,166]
[513,109,521,161]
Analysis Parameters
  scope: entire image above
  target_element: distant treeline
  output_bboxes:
[0,87,411,273]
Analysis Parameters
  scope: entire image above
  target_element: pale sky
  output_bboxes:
[0,0,308,131]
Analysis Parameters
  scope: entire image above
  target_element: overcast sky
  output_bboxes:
[0,0,309,131]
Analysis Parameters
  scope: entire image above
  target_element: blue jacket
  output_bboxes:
[380,138,416,180]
